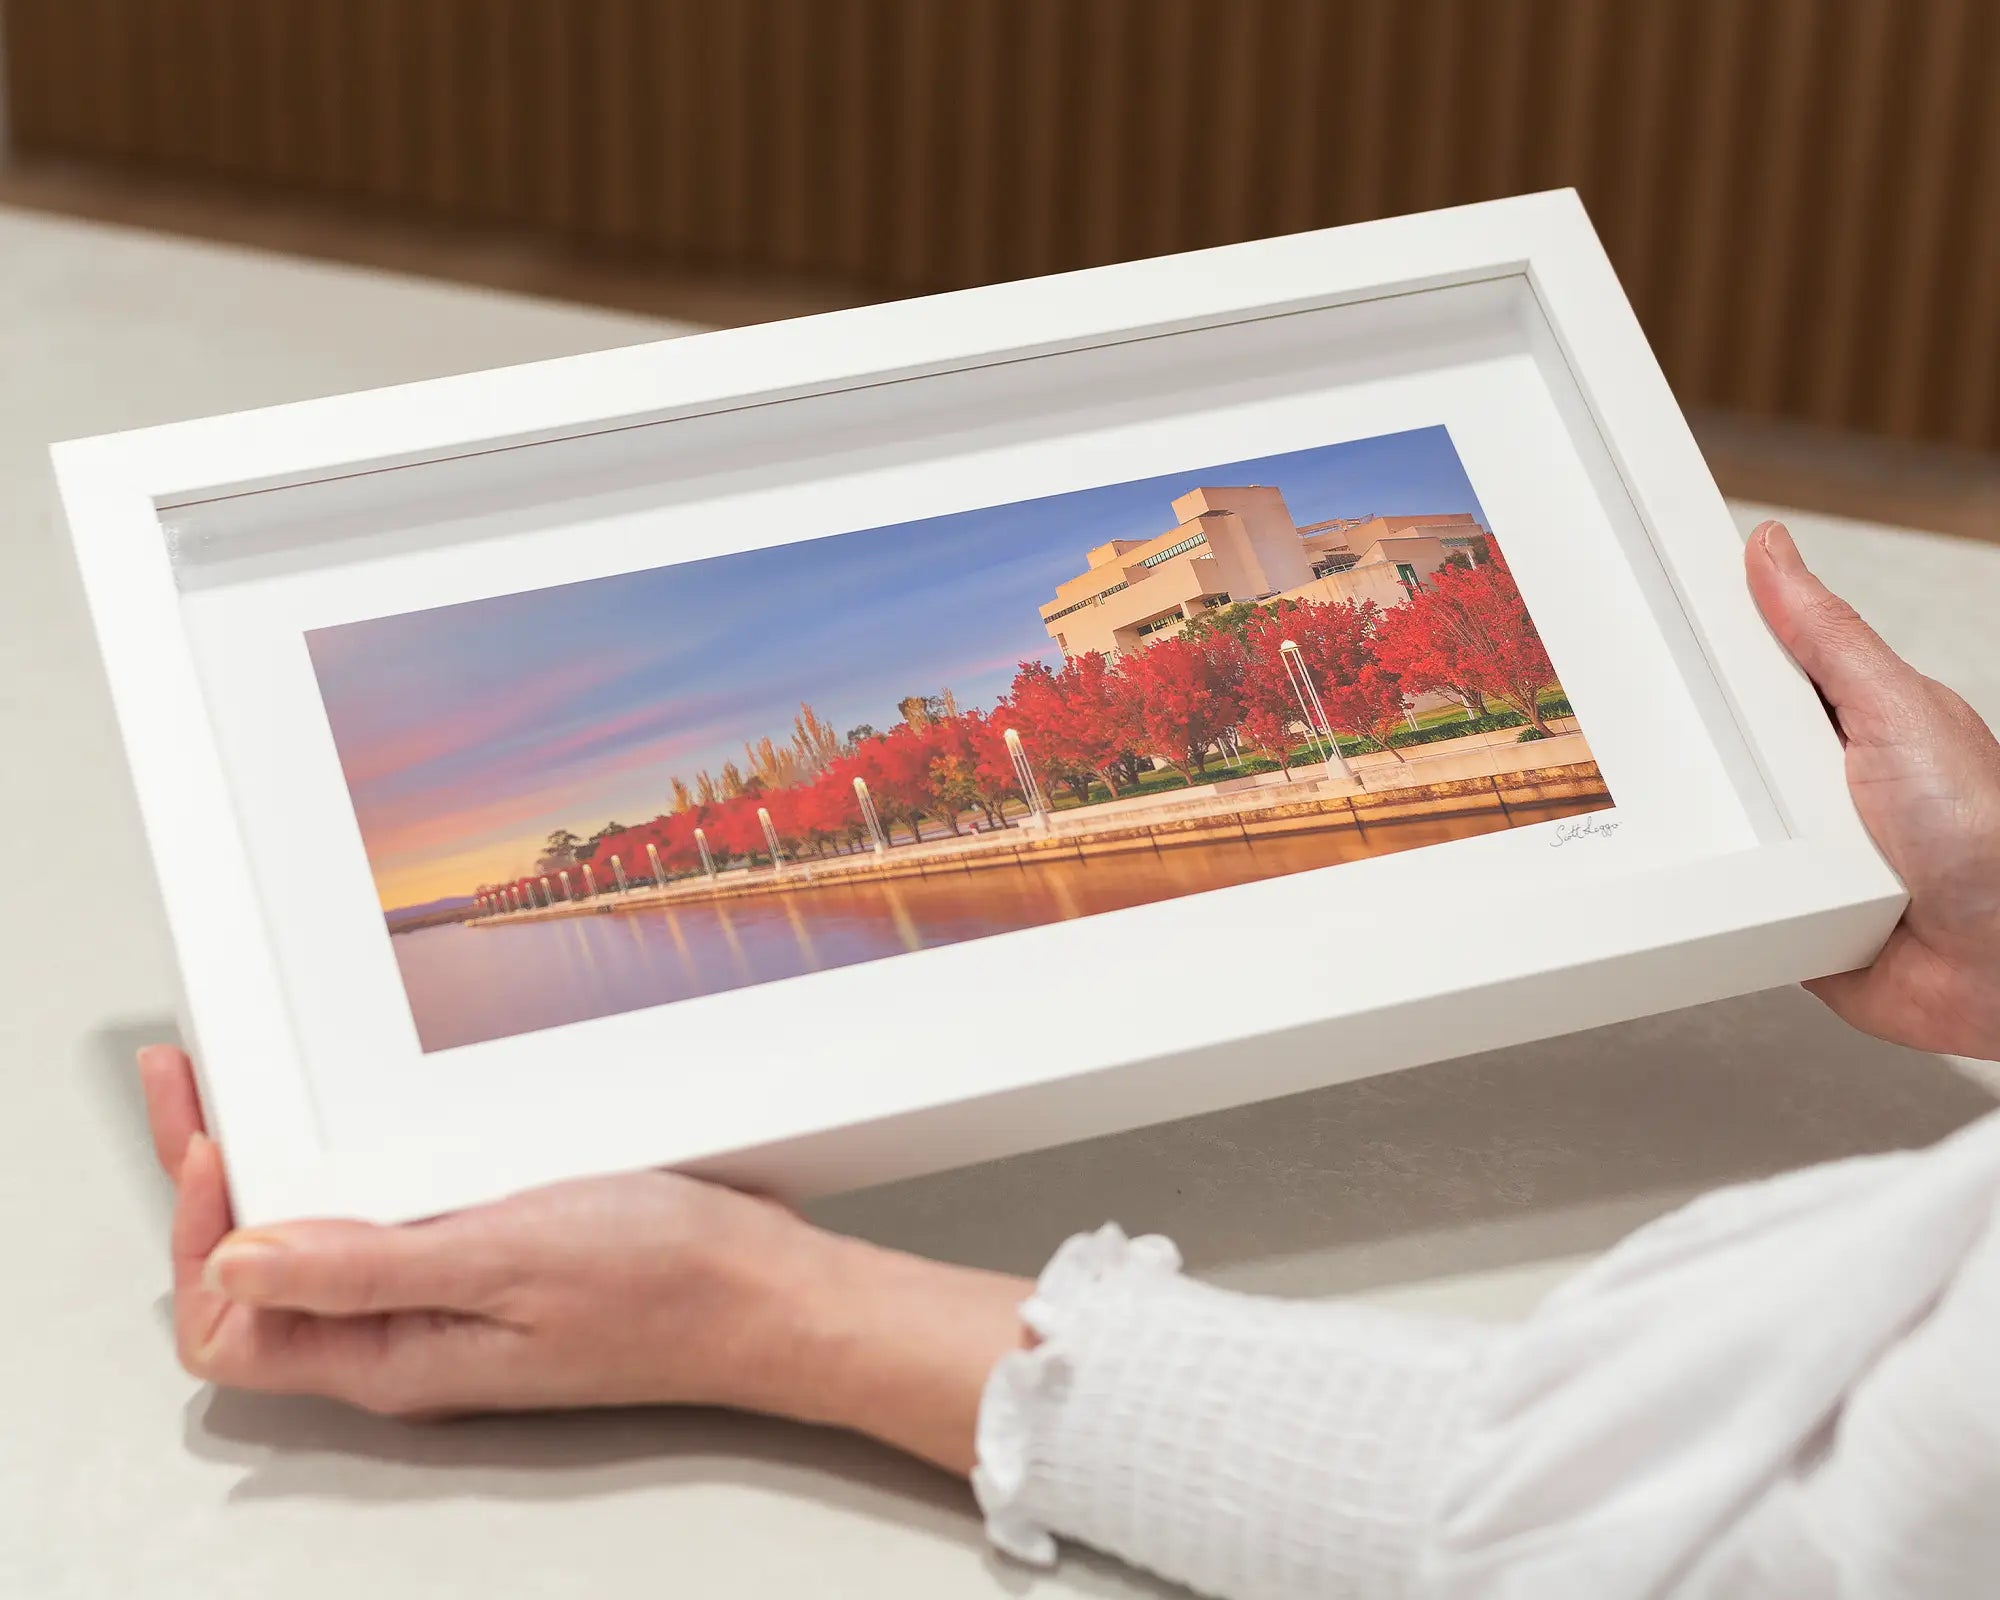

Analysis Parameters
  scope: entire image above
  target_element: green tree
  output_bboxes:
[543,828,582,863]
[1181,600,1265,647]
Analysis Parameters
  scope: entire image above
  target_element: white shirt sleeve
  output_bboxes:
[972,1109,2000,1599]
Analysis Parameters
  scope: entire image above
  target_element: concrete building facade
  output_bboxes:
[1039,485,1491,660]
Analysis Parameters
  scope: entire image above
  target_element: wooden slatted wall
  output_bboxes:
[5,0,1997,450]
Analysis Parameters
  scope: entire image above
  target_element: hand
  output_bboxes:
[1746,519,2000,1060]
[139,1045,1025,1468]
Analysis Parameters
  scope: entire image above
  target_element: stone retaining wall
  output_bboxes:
[472,760,1611,926]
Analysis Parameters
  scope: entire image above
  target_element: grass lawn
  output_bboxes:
[1017,685,1578,812]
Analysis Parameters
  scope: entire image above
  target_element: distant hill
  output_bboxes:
[384,895,478,933]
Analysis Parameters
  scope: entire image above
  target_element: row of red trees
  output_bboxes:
[480,536,1558,903]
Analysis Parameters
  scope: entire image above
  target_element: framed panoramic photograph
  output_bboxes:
[56,192,1903,1226]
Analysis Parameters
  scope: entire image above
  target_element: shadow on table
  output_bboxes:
[187,1389,951,1514]
[186,1393,1145,1595]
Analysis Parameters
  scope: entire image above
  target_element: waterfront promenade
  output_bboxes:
[472,738,1608,927]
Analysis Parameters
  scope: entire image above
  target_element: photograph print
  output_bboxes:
[307,424,1611,1051]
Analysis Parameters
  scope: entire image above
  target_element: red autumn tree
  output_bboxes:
[921,710,1015,830]
[1110,633,1244,782]
[792,762,866,854]
[848,724,940,843]
[1236,597,1380,760]
[701,793,766,862]
[1238,705,1299,776]
[1382,536,1558,734]
[1000,656,1130,803]
[1319,658,1409,762]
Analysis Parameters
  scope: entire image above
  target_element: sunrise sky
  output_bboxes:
[308,426,1487,911]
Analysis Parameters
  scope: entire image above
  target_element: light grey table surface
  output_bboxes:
[3,208,1996,1600]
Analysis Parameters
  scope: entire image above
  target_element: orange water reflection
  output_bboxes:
[394,798,1606,1051]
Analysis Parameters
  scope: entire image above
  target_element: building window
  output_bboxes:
[1138,532,1208,568]
[1045,577,1129,624]
[1396,562,1419,592]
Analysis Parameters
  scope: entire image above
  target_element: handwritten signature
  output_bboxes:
[1550,815,1621,848]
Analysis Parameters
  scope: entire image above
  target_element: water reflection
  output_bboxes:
[393,800,1605,1052]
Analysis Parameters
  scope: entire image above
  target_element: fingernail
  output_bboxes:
[135,1045,173,1074]
[1755,519,1803,573]
[178,1129,213,1180]
[204,1233,287,1297]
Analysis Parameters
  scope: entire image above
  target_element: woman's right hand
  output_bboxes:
[1747,519,2000,1060]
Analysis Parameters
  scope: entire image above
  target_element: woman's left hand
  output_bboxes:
[140,1044,1023,1470]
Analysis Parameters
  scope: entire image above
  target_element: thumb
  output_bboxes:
[1745,519,1919,745]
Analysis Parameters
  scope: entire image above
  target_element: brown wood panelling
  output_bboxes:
[4,0,1996,450]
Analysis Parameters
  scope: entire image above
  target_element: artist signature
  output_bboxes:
[1550,815,1621,847]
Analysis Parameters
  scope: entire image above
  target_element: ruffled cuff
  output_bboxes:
[973,1224,1184,1563]
[971,1224,1497,1598]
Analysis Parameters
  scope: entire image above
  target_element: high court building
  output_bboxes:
[1039,485,1489,660]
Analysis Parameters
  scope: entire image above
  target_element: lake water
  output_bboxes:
[393,798,1605,1050]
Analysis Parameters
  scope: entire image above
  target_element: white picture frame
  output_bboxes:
[54,191,1902,1227]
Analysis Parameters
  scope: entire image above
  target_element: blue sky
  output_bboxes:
[309,424,1488,907]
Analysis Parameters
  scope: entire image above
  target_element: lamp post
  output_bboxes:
[853,776,888,855]
[610,854,629,894]
[1003,727,1049,825]
[538,876,553,908]
[758,807,786,876]
[646,841,665,889]
[694,827,717,881]
[558,870,571,901]
[582,863,596,897]
[1279,640,1353,782]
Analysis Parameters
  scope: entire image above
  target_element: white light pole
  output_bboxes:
[1279,640,1353,781]
[694,827,717,880]
[610,854,629,894]
[646,841,665,888]
[582,863,596,897]
[853,776,888,855]
[538,876,553,907]
[758,807,786,876]
[558,869,572,901]
[1003,727,1049,825]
